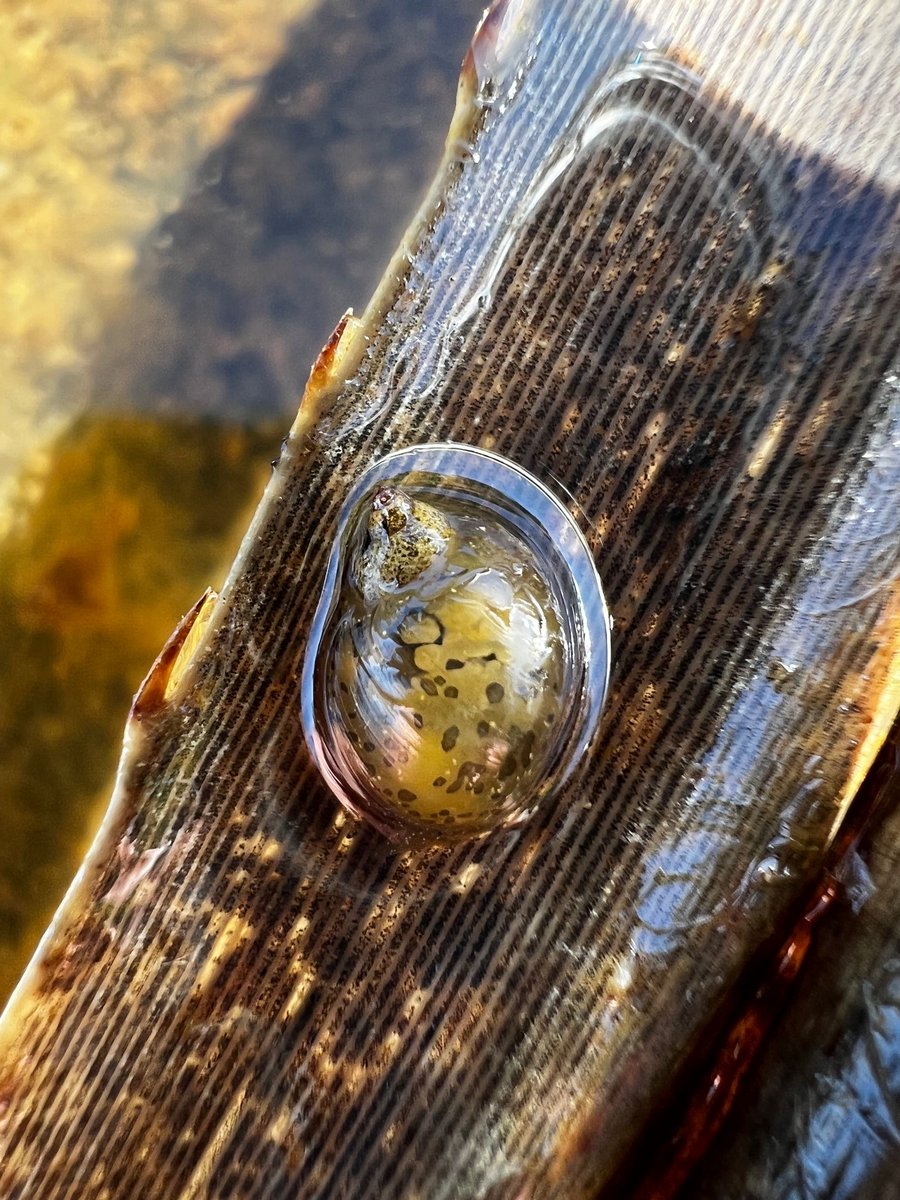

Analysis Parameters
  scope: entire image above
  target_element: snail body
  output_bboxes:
[302,444,610,845]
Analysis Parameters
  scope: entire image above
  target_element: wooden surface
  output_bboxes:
[0,1,898,1196]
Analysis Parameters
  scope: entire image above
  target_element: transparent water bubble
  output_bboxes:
[301,444,611,845]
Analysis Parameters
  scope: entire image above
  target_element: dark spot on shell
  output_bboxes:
[446,761,482,794]
[442,726,459,752]
[421,679,438,697]
[398,789,417,804]
[412,712,424,730]
[339,681,349,694]
[383,756,395,768]
[486,683,505,704]
[398,610,443,646]
[433,777,447,788]
[434,675,446,686]
[477,720,491,737]
[499,753,518,780]
[444,686,459,699]
[348,730,359,744]
[521,730,536,768]
[446,659,465,670]
[363,741,375,753]
[473,783,485,795]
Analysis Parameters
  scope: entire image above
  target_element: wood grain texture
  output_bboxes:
[1,1,898,1197]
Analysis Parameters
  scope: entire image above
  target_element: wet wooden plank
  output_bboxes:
[0,2,898,1196]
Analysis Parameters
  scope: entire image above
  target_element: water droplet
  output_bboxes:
[301,444,611,845]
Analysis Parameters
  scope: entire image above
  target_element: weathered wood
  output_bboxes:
[1,1,898,1196]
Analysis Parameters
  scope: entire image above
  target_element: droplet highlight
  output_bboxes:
[302,443,610,845]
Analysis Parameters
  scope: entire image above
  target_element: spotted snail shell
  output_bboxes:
[301,443,611,845]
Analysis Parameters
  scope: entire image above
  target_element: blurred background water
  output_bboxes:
[0,0,485,1001]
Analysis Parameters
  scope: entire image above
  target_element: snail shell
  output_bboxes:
[301,444,610,845]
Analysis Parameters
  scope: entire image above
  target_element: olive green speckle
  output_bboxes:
[441,726,459,752]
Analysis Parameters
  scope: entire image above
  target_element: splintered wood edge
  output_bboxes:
[288,2,524,444]
[0,591,222,1047]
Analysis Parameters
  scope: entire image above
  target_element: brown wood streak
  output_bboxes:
[630,885,837,1200]
[630,722,900,1200]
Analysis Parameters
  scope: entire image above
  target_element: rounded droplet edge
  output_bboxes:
[300,443,611,845]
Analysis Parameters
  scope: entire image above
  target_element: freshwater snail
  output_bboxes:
[301,444,610,845]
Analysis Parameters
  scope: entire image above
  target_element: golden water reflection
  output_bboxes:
[0,415,277,998]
